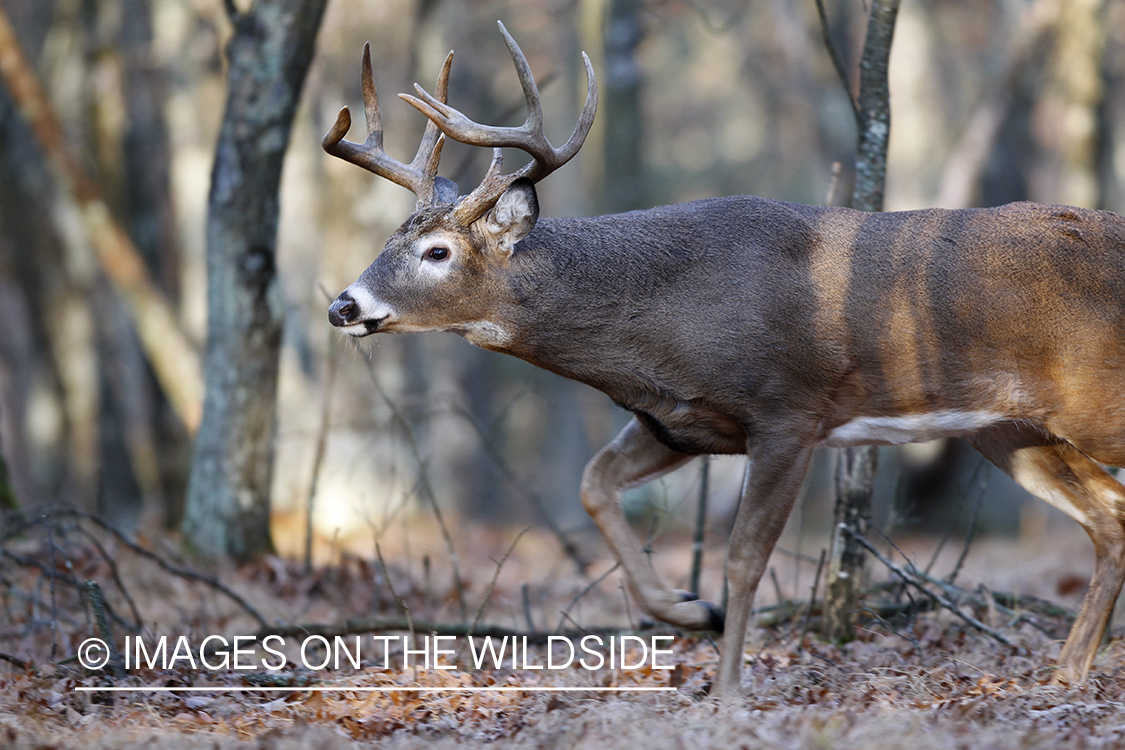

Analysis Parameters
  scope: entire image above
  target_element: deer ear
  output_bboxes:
[434,176,459,204]
[480,178,539,255]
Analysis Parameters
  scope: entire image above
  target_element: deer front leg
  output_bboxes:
[580,417,721,631]
[712,439,815,699]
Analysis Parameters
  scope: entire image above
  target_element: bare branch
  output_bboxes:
[557,562,620,633]
[367,361,468,621]
[375,543,415,649]
[467,529,528,642]
[304,334,338,574]
[74,526,143,630]
[449,404,589,575]
[0,652,31,671]
[68,512,268,630]
[841,525,1018,648]
[813,0,861,121]
[254,616,653,645]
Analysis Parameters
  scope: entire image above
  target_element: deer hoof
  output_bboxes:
[704,603,726,633]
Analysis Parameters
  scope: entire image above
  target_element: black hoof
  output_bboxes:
[678,591,700,602]
[705,603,726,634]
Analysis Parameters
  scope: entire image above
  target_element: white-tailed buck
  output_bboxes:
[326,23,1125,697]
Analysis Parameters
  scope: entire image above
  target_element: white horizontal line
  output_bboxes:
[74,686,676,693]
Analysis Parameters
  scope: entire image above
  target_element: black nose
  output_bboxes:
[328,293,358,327]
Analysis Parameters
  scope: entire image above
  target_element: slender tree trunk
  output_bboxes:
[183,0,327,560]
[823,0,900,642]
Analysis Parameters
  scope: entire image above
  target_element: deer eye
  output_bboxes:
[424,245,450,262]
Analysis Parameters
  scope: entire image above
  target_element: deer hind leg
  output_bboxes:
[580,417,721,632]
[967,424,1125,683]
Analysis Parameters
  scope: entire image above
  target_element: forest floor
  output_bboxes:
[2,510,1125,749]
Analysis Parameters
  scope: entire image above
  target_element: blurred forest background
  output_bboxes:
[1,0,1123,568]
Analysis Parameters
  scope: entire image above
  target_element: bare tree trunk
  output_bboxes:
[183,0,327,560]
[823,0,899,642]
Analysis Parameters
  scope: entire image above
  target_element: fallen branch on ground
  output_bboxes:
[842,525,1018,648]
[254,617,670,644]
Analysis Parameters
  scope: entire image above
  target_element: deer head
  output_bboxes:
[325,22,597,344]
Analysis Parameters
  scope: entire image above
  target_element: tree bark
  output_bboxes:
[183,0,327,560]
[823,0,899,642]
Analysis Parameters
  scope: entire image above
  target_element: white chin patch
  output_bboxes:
[339,322,375,338]
[824,410,1004,447]
[456,321,511,349]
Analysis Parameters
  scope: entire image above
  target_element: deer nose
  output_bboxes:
[328,293,359,327]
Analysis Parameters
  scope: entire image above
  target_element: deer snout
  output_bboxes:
[328,293,359,327]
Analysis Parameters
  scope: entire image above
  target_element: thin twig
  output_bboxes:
[449,405,588,574]
[65,512,268,630]
[865,523,1067,640]
[769,567,785,609]
[467,529,528,641]
[375,543,415,650]
[45,516,58,661]
[556,562,621,633]
[255,616,640,644]
[858,604,923,652]
[305,333,338,574]
[521,583,535,632]
[0,573,80,627]
[0,652,30,671]
[0,548,130,633]
[800,549,828,643]
[74,526,142,630]
[558,610,586,633]
[841,526,1017,647]
[367,362,468,621]
[813,0,861,121]
[921,453,988,576]
[621,580,636,631]
[773,546,824,565]
[946,458,989,586]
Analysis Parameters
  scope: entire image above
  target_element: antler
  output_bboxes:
[400,21,598,224]
[322,43,455,207]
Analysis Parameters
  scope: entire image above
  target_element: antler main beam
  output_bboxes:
[401,21,598,223]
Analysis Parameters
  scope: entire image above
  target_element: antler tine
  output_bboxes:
[322,43,455,207]
[498,21,543,134]
[407,52,453,194]
[453,148,506,224]
[555,51,598,171]
[400,20,599,224]
[360,43,382,147]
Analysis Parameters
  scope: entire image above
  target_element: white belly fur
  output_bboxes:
[823,410,1004,447]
